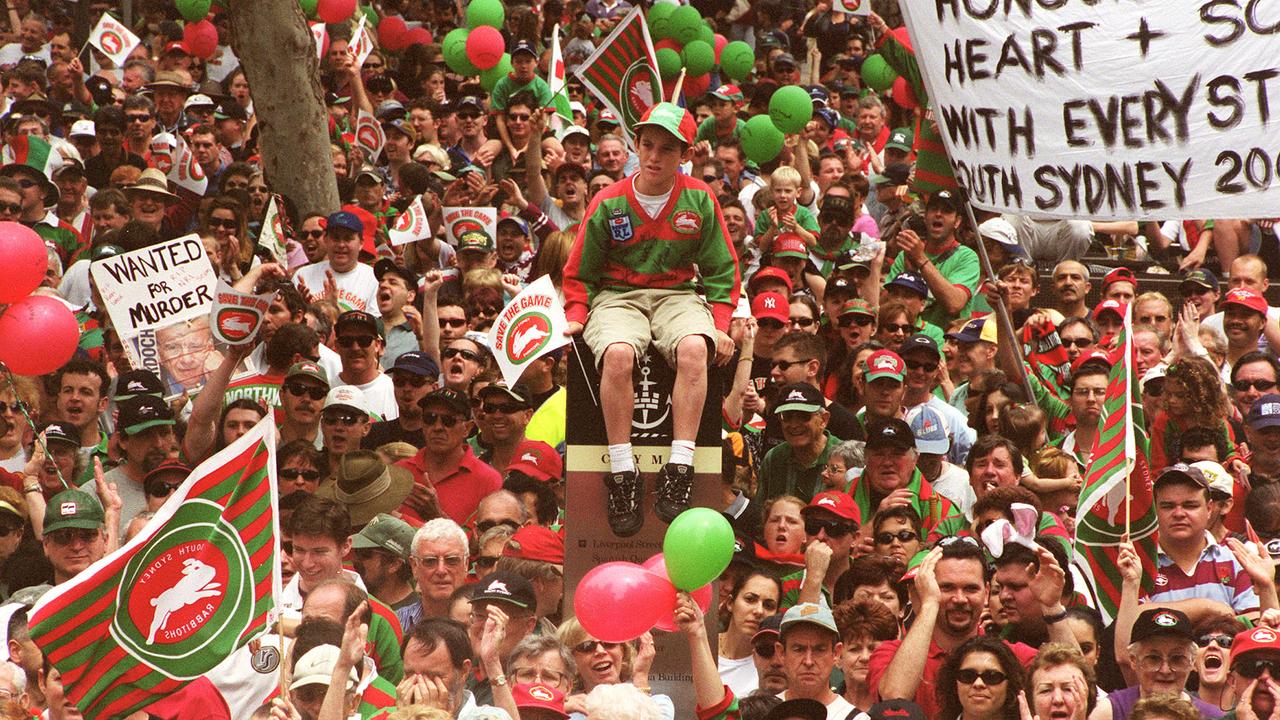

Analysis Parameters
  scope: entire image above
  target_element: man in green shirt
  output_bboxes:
[755,383,842,506]
[885,190,981,328]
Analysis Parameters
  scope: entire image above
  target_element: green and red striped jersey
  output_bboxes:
[562,173,741,331]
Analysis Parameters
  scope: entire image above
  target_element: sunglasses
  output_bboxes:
[336,334,376,349]
[838,315,875,328]
[478,401,525,415]
[147,481,181,496]
[1196,635,1234,649]
[1233,379,1278,392]
[758,318,785,330]
[322,411,363,425]
[393,375,430,388]
[804,517,854,537]
[789,317,816,327]
[1060,337,1093,349]
[476,519,520,534]
[281,467,323,482]
[299,229,325,240]
[820,212,854,226]
[439,318,468,328]
[702,175,719,183]
[507,113,530,121]
[284,382,327,400]
[770,358,811,371]
[906,360,939,372]
[1237,658,1280,679]
[475,555,500,570]
[207,217,237,229]
[753,642,777,658]
[0,202,19,215]
[15,179,36,189]
[443,347,482,362]
[875,530,919,544]
[127,114,152,122]
[882,323,914,334]
[48,528,99,545]
[458,112,483,120]
[573,640,622,654]
[956,669,1007,685]
[422,412,461,428]
[0,402,22,414]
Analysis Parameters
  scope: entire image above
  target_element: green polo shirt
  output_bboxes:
[886,240,981,328]
[754,431,840,506]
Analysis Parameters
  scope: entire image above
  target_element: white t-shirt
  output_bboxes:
[349,372,399,421]
[930,461,975,518]
[718,653,759,699]
[632,185,672,219]
[0,43,49,68]
[293,261,381,315]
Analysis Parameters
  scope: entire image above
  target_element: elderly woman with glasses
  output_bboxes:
[936,635,1025,720]
[556,619,672,718]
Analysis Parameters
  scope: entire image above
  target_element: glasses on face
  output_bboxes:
[820,212,854,227]
[281,467,322,483]
[838,315,874,328]
[439,318,468,329]
[475,555,501,571]
[956,669,1008,685]
[299,229,325,240]
[1136,653,1193,672]
[789,316,815,327]
[770,358,812,371]
[758,318,785,330]
[443,347,482,362]
[469,305,501,317]
[1060,337,1093,349]
[422,412,461,428]
[284,382,327,401]
[512,667,567,687]
[0,523,22,537]
[322,411,363,426]
[882,323,913,335]
[876,530,919,544]
[336,334,376,349]
[507,113,530,122]
[147,481,181,497]
[1237,657,1280,679]
[573,640,621,654]
[393,374,430,389]
[1071,387,1107,398]
[458,112,483,121]
[702,174,719,183]
[0,202,19,215]
[15,179,36,190]
[0,402,22,414]
[413,554,465,568]
[478,401,524,415]
[49,528,98,545]
[1233,378,1278,392]
[476,518,520,534]
[1195,634,1234,649]
[127,114,152,123]
[753,641,777,658]
[207,216,237,229]
[906,360,939,372]
[804,517,854,537]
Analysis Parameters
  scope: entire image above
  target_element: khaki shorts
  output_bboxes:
[583,288,715,367]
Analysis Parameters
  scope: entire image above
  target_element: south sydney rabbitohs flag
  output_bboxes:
[28,418,281,718]
[88,12,141,68]
[487,275,571,386]
[355,108,386,161]
[574,5,660,149]
[389,195,433,246]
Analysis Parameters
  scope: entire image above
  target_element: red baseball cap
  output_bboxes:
[634,102,696,147]
[802,490,861,525]
[1091,299,1126,321]
[513,683,567,719]
[752,291,790,324]
[1232,625,1280,664]
[748,266,793,293]
[506,440,563,482]
[863,349,906,382]
[502,525,564,564]
[773,233,808,259]
[1224,287,1268,315]
[1103,267,1136,288]
[1070,349,1112,377]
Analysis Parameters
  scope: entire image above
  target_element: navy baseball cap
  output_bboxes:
[946,317,986,344]
[391,351,440,378]
[898,334,940,360]
[1248,394,1280,430]
[886,271,928,298]
[327,210,363,234]
[511,40,537,58]
[1181,268,1219,291]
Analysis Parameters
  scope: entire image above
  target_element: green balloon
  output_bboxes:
[480,53,512,90]
[647,3,676,41]
[443,28,479,76]
[467,0,505,29]
[696,25,715,48]
[769,84,813,134]
[359,4,378,27]
[176,0,211,23]
[669,5,703,46]
[656,47,682,80]
[298,0,318,19]
[741,114,784,164]
[861,53,898,93]
[682,40,714,77]
[662,508,735,591]
[719,41,754,82]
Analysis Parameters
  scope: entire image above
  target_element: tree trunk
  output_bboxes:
[226,0,340,219]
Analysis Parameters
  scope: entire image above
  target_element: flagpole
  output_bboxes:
[670,69,687,103]
[1123,304,1134,537]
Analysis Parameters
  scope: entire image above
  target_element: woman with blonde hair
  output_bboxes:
[556,619,671,717]
[531,230,575,292]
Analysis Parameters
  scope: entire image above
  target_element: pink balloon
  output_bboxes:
[574,562,675,643]
[891,76,918,110]
[713,34,727,63]
[465,25,504,70]
[405,27,432,46]
[183,19,218,60]
[0,296,79,376]
[654,38,682,53]
[316,0,355,24]
[642,554,713,633]
[378,16,409,50]
[0,222,46,303]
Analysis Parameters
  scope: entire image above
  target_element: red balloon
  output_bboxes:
[465,26,504,70]
[316,0,355,24]
[891,76,918,109]
[0,222,46,303]
[378,16,408,50]
[0,296,79,376]
[654,38,682,53]
[574,562,675,643]
[641,554,713,633]
[890,26,913,53]
[713,34,727,63]
[405,27,432,46]
[684,73,710,98]
[183,19,218,60]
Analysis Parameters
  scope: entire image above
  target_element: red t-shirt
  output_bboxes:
[866,634,1038,719]
[395,446,502,525]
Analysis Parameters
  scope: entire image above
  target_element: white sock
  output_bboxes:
[669,440,696,467]
[608,443,636,474]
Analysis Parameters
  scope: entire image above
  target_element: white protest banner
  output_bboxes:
[90,234,217,336]
[441,206,497,247]
[487,275,570,386]
[354,108,385,162]
[210,279,273,346]
[167,134,208,195]
[258,195,288,264]
[898,2,1280,220]
[88,13,140,68]
[389,196,433,246]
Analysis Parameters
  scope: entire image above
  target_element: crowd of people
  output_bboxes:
[0,0,1279,719]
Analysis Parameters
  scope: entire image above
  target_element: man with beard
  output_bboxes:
[1222,288,1269,371]
[396,389,501,525]
[1222,626,1280,720]
[88,395,176,533]
[870,540,1050,718]
[280,361,329,447]
[1051,261,1091,320]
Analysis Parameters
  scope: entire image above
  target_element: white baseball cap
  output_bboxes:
[69,120,96,138]
[289,645,358,691]
[184,93,216,110]
[323,385,372,417]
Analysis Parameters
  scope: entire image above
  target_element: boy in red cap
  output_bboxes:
[563,102,740,537]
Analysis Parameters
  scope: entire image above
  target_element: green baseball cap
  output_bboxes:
[885,127,913,153]
[351,513,417,560]
[285,361,330,388]
[634,102,696,147]
[458,229,495,254]
[44,489,105,534]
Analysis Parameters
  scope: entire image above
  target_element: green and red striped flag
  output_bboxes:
[548,24,573,130]
[3,134,61,178]
[573,5,660,149]
[875,27,959,194]
[29,417,281,718]
[1071,306,1158,624]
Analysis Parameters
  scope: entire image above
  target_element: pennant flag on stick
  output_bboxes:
[88,13,141,69]
[548,24,573,130]
[388,196,433,246]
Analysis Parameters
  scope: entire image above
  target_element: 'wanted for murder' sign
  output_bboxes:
[91,234,217,336]
[900,1,1280,220]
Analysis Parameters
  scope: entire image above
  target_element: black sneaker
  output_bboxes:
[654,463,693,524]
[604,470,643,537]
